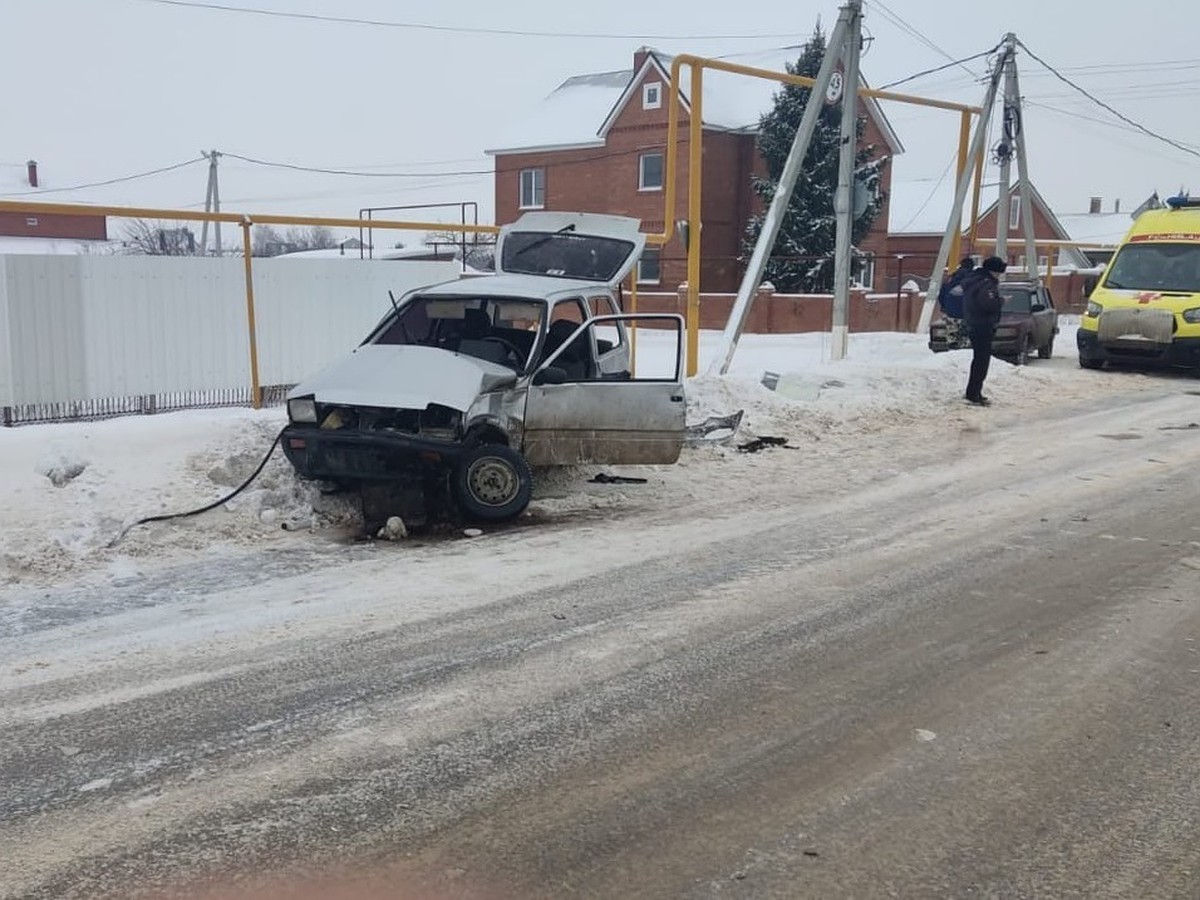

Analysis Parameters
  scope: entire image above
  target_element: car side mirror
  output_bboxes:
[533,366,568,386]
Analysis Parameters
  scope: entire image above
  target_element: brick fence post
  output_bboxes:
[757,281,776,333]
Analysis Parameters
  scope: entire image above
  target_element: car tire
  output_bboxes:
[1038,337,1054,359]
[1014,334,1032,366]
[1079,356,1103,370]
[452,443,533,522]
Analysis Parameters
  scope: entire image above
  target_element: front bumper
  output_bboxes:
[281,425,464,482]
[1077,329,1200,368]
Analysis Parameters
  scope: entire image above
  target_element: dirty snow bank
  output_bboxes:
[0,319,1145,586]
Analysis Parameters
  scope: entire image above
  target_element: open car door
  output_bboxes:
[495,212,646,286]
[522,314,685,466]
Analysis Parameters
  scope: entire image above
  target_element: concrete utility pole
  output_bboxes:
[710,0,859,375]
[916,46,1008,334]
[830,2,863,361]
[1007,39,1041,283]
[994,34,1015,264]
[200,149,223,256]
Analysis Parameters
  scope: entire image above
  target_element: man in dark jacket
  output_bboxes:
[962,256,1007,406]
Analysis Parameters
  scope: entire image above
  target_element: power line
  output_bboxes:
[879,43,1001,90]
[134,0,805,41]
[221,152,491,178]
[866,1,981,80]
[1016,39,1200,161]
[0,157,205,198]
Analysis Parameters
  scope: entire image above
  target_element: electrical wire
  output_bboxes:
[0,157,205,198]
[894,153,958,234]
[1016,38,1200,161]
[107,426,286,547]
[865,0,980,80]
[879,42,1002,91]
[134,0,804,41]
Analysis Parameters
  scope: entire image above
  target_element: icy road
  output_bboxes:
[3,338,1200,899]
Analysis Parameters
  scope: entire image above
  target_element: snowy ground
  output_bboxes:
[0,317,1153,589]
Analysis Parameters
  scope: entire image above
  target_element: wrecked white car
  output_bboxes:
[281,212,686,527]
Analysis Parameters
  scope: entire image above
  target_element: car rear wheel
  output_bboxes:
[452,443,533,522]
[1079,355,1103,370]
[1038,337,1054,359]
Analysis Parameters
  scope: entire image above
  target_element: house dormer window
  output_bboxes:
[642,82,662,110]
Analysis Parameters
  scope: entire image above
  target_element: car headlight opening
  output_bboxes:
[288,397,318,423]
[1086,301,1103,318]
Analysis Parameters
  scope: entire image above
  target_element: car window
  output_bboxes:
[587,296,623,355]
[369,296,545,370]
[1000,290,1033,314]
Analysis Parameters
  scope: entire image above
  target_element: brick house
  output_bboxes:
[486,47,903,293]
[884,177,1096,292]
[1,160,109,252]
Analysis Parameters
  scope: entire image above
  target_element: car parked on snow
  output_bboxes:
[928,280,1059,364]
[281,212,686,528]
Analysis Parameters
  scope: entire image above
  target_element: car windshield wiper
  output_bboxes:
[510,223,575,260]
[1105,279,1126,289]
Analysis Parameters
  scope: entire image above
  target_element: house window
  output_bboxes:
[26,217,38,227]
[637,247,661,284]
[642,82,662,110]
[519,168,545,209]
[1009,194,1021,230]
[639,152,664,191]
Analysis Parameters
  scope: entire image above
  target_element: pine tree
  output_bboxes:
[743,24,889,293]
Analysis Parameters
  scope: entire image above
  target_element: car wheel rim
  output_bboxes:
[467,456,519,506]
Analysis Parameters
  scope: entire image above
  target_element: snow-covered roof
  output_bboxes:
[887,177,961,236]
[0,236,114,255]
[1055,212,1134,247]
[486,47,903,156]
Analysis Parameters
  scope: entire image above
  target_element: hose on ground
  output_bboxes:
[107,426,287,548]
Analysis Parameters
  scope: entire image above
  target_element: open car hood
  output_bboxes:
[288,345,517,412]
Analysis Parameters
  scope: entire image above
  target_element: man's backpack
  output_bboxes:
[938,267,979,319]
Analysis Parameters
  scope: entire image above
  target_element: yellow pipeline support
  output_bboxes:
[686,63,704,377]
[948,109,973,267]
[649,53,984,248]
[239,219,262,409]
[0,198,497,410]
[629,277,638,377]
[649,53,985,376]
[0,199,500,236]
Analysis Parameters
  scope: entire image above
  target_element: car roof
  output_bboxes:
[413,272,613,300]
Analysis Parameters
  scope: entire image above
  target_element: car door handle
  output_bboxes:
[670,394,684,402]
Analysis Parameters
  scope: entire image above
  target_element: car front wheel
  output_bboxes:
[452,443,533,522]
[1038,336,1054,359]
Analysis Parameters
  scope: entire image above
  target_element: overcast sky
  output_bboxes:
[3,0,1198,239]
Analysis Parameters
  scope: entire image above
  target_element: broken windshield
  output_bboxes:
[1103,243,1200,293]
[368,296,544,370]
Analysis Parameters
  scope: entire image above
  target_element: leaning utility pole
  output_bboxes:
[200,149,223,256]
[916,46,1008,334]
[830,2,864,361]
[710,0,859,375]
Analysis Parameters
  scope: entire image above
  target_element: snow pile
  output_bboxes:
[35,440,89,487]
[0,318,1140,586]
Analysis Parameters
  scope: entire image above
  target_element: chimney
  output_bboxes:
[1089,196,1101,214]
[633,46,655,72]
[1114,198,1121,213]
[26,159,38,188]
